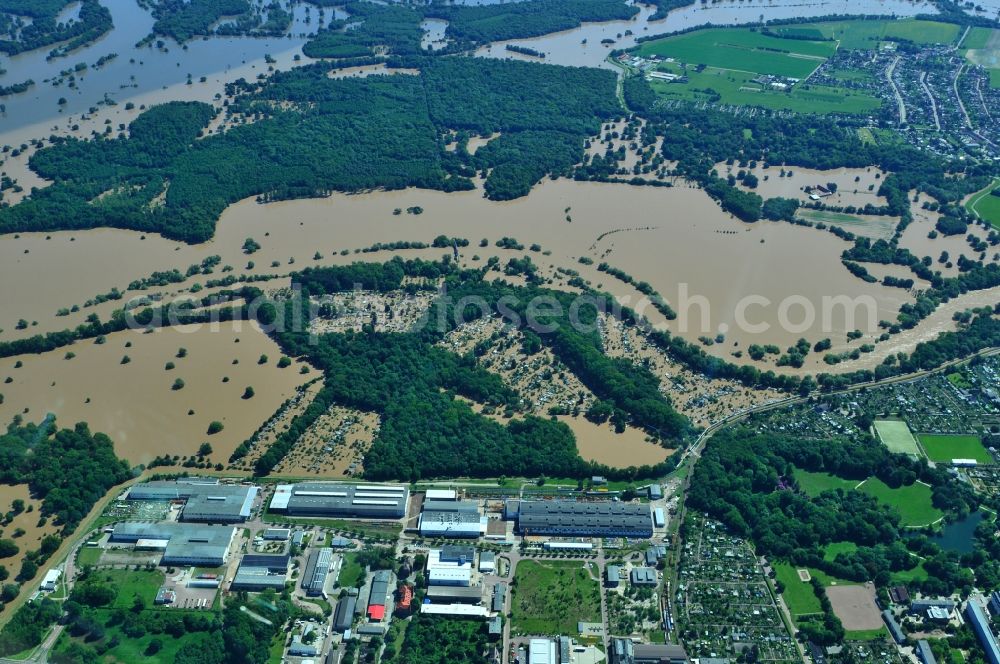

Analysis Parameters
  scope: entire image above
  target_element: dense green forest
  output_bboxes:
[0,0,112,56]
[688,426,980,597]
[142,0,249,43]
[0,420,131,533]
[302,2,424,58]
[0,58,616,242]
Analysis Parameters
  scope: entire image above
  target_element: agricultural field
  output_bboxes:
[511,560,602,635]
[635,28,834,77]
[796,209,897,240]
[635,27,882,114]
[874,419,922,457]
[647,66,879,114]
[918,434,992,464]
[857,478,942,527]
[773,19,960,50]
[962,26,1000,50]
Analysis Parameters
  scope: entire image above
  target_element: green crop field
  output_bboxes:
[918,434,992,464]
[774,563,822,618]
[511,560,602,635]
[794,468,861,497]
[874,419,922,457]
[636,28,836,78]
[638,28,880,114]
[963,27,999,50]
[776,19,960,50]
[858,478,942,527]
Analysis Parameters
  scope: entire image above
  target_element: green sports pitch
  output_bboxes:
[873,419,921,457]
[918,434,992,464]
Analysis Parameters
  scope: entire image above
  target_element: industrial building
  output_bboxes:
[426,586,482,604]
[479,551,496,573]
[262,528,289,541]
[966,601,1000,664]
[648,484,663,500]
[418,509,486,538]
[334,596,357,632]
[611,639,689,664]
[530,638,558,664]
[110,522,236,567]
[606,565,621,588]
[429,567,472,587]
[40,569,61,592]
[269,483,408,519]
[368,569,393,620]
[426,546,475,572]
[917,640,938,664]
[508,500,653,538]
[631,568,657,586]
[230,554,289,592]
[127,479,257,523]
[492,582,506,612]
[419,604,489,617]
[882,610,906,644]
[301,548,333,596]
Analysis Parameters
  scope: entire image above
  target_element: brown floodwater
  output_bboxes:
[721,163,889,210]
[473,0,934,70]
[1,178,986,374]
[557,415,672,467]
[0,322,310,465]
[0,483,61,586]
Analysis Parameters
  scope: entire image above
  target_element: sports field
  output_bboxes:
[774,562,822,618]
[858,478,942,527]
[918,434,992,464]
[874,419,921,457]
[774,19,960,50]
[965,180,1000,229]
[636,28,836,78]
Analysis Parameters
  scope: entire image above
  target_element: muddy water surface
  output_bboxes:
[0,322,310,465]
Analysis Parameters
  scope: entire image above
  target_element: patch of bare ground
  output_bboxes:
[267,406,379,478]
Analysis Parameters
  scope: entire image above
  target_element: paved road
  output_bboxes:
[886,57,906,125]
[919,70,941,131]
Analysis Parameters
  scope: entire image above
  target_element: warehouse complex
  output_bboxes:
[269,482,408,519]
[302,547,334,596]
[110,522,237,567]
[231,554,289,592]
[127,479,257,523]
[507,500,653,538]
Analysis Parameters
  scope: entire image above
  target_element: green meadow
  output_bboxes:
[636,28,835,78]
[774,19,960,50]
[918,434,991,464]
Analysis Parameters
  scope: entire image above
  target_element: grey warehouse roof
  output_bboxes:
[111,522,235,564]
[270,482,408,518]
[517,500,652,533]
[127,480,256,522]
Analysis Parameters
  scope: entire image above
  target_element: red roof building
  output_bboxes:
[367,604,386,621]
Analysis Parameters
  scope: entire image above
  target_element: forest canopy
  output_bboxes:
[0,58,617,242]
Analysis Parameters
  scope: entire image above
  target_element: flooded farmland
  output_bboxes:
[0,322,311,465]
